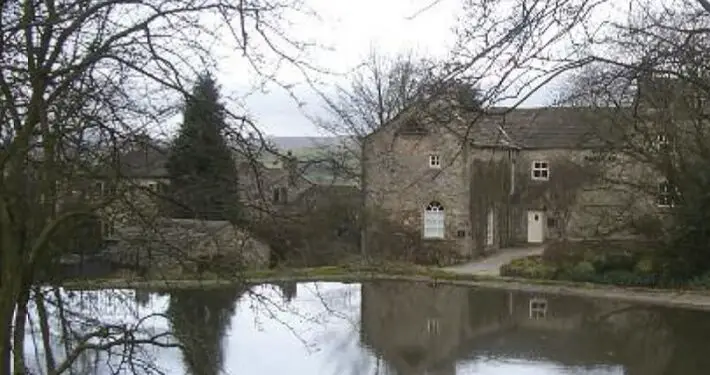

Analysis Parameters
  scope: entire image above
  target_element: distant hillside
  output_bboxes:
[268,136,353,151]
[263,136,360,186]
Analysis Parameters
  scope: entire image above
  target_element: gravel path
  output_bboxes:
[443,246,544,276]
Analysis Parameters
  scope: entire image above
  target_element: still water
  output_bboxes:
[26,281,710,374]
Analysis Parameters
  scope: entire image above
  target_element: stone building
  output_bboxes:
[235,151,313,220]
[89,136,315,236]
[361,95,680,263]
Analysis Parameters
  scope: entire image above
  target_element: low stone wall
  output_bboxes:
[105,219,271,273]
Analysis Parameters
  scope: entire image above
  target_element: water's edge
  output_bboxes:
[60,273,710,311]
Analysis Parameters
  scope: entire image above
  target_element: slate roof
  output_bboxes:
[117,143,169,178]
[482,107,621,149]
[368,98,624,150]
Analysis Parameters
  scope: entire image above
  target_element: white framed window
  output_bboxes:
[426,318,440,335]
[423,201,445,239]
[429,154,441,168]
[531,161,549,180]
[657,181,677,207]
[529,298,548,319]
[654,133,670,151]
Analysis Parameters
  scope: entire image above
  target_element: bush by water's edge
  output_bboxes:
[58,264,710,312]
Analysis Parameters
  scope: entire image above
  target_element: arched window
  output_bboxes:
[423,201,445,238]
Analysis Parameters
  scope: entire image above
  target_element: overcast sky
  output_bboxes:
[210,0,560,137]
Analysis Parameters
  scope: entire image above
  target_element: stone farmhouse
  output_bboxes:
[362,77,698,263]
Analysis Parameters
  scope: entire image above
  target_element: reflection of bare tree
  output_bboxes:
[25,288,175,375]
[166,286,246,375]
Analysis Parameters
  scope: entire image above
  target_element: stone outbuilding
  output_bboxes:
[106,218,271,273]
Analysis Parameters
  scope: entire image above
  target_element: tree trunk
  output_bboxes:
[12,289,29,375]
[0,282,19,375]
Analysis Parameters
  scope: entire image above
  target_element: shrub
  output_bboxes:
[688,272,710,289]
[542,240,587,265]
[558,261,597,282]
[596,270,658,287]
[591,251,636,273]
[634,258,655,274]
[500,256,556,280]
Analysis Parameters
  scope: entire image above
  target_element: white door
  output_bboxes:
[486,209,495,246]
[527,210,544,243]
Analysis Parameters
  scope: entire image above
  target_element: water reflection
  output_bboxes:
[166,286,245,375]
[360,281,710,375]
[36,281,710,375]
[273,281,298,302]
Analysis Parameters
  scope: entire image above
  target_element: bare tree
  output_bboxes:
[317,50,436,137]
[557,0,710,278]
[0,0,321,374]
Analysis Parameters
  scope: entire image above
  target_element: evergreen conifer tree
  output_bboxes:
[166,73,239,221]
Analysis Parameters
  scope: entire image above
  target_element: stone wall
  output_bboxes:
[237,161,311,220]
[106,219,271,273]
[362,116,473,263]
[512,148,667,242]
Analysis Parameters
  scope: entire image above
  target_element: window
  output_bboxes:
[273,187,288,204]
[94,181,104,197]
[657,181,677,207]
[654,133,670,151]
[456,229,466,238]
[529,298,548,319]
[426,318,440,335]
[400,118,427,134]
[101,220,116,239]
[423,201,445,239]
[547,217,557,228]
[531,161,549,180]
[429,154,441,168]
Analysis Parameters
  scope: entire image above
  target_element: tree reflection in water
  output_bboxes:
[166,286,246,375]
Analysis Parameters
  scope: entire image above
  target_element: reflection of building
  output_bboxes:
[359,281,691,375]
[360,281,470,375]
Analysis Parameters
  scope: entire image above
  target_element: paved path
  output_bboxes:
[442,246,544,276]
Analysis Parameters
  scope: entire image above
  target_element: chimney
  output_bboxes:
[283,150,298,187]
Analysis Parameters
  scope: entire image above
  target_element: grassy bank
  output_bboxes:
[56,263,710,311]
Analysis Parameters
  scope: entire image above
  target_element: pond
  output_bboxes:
[24,281,710,374]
